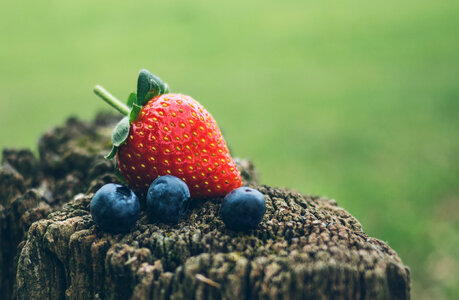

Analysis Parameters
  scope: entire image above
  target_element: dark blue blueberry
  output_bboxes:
[146,175,191,223]
[221,187,266,231]
[90,183,140,233]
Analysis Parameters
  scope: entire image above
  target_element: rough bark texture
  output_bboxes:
[0,113,410,299]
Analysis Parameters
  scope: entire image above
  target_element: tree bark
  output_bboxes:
[1,114,410,299]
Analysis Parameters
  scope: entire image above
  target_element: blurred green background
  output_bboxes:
[1,0,458,298]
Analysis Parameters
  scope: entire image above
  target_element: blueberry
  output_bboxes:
[221,187,266,231]
[90,183,140,233]
[146,175,191,223]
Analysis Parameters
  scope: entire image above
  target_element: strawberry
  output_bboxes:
[94,69,242,198]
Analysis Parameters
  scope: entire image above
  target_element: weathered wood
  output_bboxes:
[1,114,410,299]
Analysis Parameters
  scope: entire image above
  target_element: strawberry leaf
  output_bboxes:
[149,72,165,95]
[129,103,142,123]
[137,69,160,106]
[105,145,118,159]
[137,69,168,106]
[126,92,136,108]
[112,116,130,147]
[105,116,130,159]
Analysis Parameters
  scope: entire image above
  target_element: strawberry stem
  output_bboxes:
[93,85,130,116]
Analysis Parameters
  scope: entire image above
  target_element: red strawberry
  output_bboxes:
[94,70,242,198]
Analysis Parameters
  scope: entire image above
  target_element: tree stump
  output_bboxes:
[0,114,410,299]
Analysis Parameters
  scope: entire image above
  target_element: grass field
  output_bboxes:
[1,0,458,298]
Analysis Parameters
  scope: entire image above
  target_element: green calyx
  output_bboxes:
[93,69,170,159]
[137,69,170,106]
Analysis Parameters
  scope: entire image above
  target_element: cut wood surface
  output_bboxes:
[0,113,410,299]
